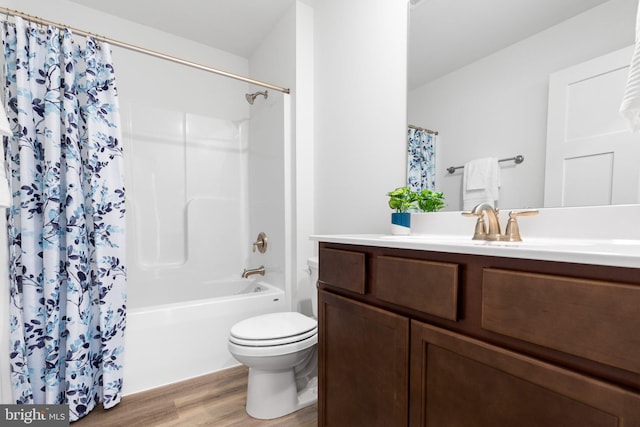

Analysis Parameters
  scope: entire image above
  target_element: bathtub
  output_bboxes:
[122,277,286,395]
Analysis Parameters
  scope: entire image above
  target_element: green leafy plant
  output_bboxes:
[416,189,446,212]
[387,186,418,213]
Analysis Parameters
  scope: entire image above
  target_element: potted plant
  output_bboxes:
[387,186,417,235]
[415,189,446,213]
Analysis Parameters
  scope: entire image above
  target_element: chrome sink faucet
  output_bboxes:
[463,203,538,242]
[242,265,265,278]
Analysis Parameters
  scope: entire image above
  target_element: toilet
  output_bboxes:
[228,257,319,419]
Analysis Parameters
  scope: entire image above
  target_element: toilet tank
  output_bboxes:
[307,257,319,318]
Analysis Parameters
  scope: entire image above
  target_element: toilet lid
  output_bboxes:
[230,312,317,342]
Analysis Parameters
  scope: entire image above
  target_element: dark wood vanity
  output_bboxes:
[317,241,640,426]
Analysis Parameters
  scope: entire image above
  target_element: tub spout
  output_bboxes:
[242,266,265,278]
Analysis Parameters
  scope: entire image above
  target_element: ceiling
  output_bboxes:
[68,0,298,58]
[71,0,612,89]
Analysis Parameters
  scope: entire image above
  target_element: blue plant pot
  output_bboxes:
[391,212,411,235]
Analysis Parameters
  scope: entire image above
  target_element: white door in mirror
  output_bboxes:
[545,45,640,207]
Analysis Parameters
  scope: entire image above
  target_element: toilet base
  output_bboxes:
[246,368,318,420]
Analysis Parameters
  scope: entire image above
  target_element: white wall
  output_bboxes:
[314,0,408,235]
[408,0,636,210]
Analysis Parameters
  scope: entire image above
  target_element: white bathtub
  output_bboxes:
[122,277,286,395]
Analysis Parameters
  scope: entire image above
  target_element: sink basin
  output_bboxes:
[402,235,638,254]
[380,234,470,242]
[471,237,596,247]
[382,234,595,248]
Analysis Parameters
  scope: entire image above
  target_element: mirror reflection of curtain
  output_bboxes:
[407,127,436,191]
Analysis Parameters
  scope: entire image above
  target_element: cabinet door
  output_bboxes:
[410,321,640,427]
[319,290,410,426]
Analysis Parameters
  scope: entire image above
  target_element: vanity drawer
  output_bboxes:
[319,247,366,294]
[375,255,459,321]
[482,268,640,374]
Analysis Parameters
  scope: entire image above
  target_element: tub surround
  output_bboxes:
[314,204,640,425]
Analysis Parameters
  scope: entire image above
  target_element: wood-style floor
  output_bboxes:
[73,366,318,426]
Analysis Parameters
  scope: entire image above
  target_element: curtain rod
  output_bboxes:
[409,124,438,135]
[0,6,291,94]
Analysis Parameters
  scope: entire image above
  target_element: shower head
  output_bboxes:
[245,90,268,105]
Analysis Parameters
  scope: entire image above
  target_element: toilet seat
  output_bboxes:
[228,312,318,357]
[228,333,317,357]
[230,312,317,346]
[229,327,317,347]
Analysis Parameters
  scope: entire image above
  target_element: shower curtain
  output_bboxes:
[407,127,436,192]
[2,17,126,421]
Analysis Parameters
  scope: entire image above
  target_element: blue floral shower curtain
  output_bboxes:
[407,127,436,192]
[2,17,126,421]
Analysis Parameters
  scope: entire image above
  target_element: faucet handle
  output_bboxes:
[504,209,539,242]
[461,211,487,240]
[252,232,268,253]
[509,209,539,217]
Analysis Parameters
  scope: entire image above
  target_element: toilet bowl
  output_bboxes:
[227,257,319,420]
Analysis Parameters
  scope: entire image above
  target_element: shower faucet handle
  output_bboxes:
[252,232,268,253]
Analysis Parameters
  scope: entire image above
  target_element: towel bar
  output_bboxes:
[447,155,524,174]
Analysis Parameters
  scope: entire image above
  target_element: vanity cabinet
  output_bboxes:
[317,242,640,427]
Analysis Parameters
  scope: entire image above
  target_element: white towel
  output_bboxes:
[0,103,12,208]
[463,157,500,210]
[620,0,640,131]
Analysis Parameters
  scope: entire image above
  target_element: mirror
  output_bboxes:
[407,0,637,210]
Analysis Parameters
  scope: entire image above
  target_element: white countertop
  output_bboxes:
[312,205,640,269]
[310,234,640,269]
